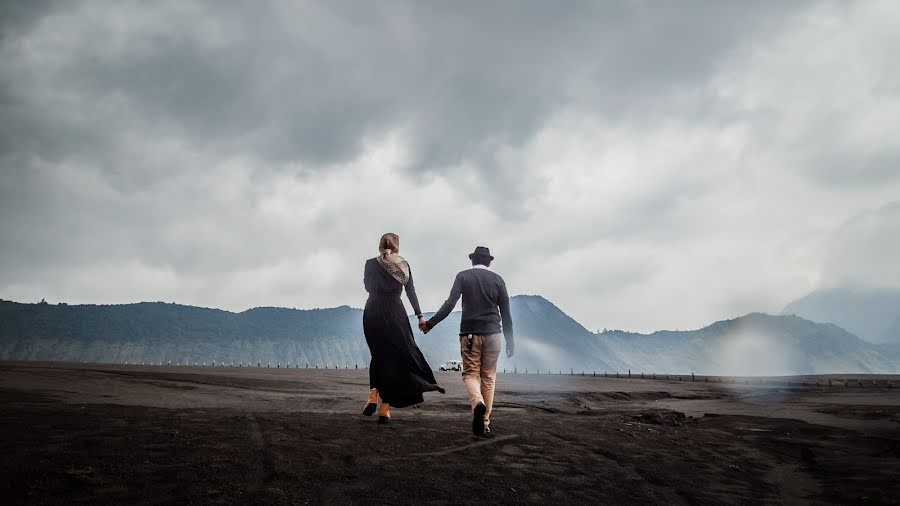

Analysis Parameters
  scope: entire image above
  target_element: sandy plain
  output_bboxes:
[1,362,898,505]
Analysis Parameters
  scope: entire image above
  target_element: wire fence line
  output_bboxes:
[123,360,366,369]
[116,360,897,388]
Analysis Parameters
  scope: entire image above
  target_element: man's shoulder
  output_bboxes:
[461,268,505,282]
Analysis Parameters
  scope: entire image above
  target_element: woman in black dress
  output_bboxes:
[363,233,444,423]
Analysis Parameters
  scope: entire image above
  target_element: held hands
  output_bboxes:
[418,316,429,334]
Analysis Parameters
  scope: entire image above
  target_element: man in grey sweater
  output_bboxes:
[421,246,514,435]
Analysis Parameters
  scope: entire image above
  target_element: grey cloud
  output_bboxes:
[2,0,899,333]
[821,201,900,289]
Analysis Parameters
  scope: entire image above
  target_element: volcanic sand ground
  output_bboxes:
[1,362,899,505]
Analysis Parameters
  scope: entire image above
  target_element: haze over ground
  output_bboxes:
[2,1,899,333]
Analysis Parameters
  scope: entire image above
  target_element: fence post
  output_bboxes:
[692,372,695,382]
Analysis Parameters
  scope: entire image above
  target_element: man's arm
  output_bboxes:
[498,280,514,357]
[425,273,463,331]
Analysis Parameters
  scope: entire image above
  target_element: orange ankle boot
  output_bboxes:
[363,388,378,416]
[378,402,391,424]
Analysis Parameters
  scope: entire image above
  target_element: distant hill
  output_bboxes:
[1,297,897,374]
[0,296,624,372]
[0,300,370,368]
[598,313,899,375]
[782,287,900,343]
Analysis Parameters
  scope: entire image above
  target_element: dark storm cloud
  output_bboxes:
[1,1,810,198]
[0,0,59,35]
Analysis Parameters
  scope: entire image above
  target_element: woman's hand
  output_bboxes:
[417,316,428,334]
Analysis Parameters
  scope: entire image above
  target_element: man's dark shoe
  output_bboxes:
[472,403,487,435]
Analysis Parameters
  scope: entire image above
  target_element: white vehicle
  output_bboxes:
[439,360,462,371]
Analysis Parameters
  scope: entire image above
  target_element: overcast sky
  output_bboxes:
[1,0,899,333]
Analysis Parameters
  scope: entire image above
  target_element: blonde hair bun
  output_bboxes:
[378,233,400,256]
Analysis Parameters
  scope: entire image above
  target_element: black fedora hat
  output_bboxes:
[468,246,494,261]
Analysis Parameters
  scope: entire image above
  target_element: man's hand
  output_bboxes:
[418,318,429,334]
[506,341,515,358]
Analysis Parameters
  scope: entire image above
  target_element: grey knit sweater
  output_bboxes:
[425,267,514,343]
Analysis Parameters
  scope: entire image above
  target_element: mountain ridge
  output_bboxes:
[782,287,900,344]
[1,296,897,374]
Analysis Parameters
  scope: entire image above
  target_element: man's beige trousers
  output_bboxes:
[459,333,502,427]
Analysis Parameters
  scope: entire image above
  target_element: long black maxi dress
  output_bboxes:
[363,257,444,408]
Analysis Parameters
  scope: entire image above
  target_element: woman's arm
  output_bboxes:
[405,266,424,318]
[363,259,374,293]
